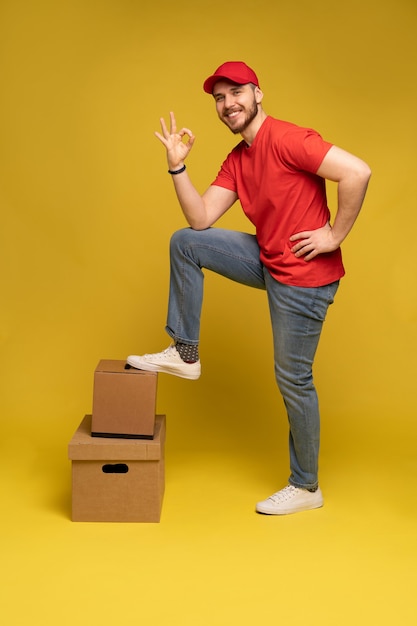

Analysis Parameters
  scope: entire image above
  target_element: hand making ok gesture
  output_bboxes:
[155,111,195,171]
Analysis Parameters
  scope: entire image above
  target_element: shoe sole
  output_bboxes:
[126,357,200,380]
[256,500,323,515]
[256,490,324,515]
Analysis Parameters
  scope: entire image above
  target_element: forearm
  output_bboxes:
[290,149,371,260]
[170,168,210,230]
[331,168,371,245]
[316,146,371,245]
[156,113,237,229]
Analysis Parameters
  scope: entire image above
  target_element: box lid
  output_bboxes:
[95,360,158,378]
[68,414,165,461]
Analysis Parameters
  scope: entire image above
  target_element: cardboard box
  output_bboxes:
[91,360,157,439]
[68,414,166,522]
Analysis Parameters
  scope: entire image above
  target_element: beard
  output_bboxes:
[221,96,259,134]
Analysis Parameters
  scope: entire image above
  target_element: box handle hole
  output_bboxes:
[102,463,129,474]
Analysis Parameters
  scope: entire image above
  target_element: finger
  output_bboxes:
[154,130,168,147]
[291,239,309,253]
[181,127,194,137]
[289,231,310,242]
[303,249,318,261]
[159,117,170,139]
[178,128,194,143]
[294,247,307,257]
[169,111,177,134]
[293,241,314,257]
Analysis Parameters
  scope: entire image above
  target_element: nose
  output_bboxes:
[224,93,236,109]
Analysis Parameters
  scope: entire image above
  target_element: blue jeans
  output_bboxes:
[166,228,339,490]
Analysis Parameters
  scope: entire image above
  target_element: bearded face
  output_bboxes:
[213,82,261,135]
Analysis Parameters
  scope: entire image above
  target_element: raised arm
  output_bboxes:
[290,145,371,260]
[155,112,237,230]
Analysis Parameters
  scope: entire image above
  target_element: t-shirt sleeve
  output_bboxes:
[211,151,238,192]
[279,128,333,173]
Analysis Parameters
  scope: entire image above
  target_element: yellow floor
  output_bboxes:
[2,407,416,626]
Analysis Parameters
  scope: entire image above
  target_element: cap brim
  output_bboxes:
[203,75,245,94]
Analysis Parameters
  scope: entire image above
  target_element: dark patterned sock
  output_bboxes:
[175,342,199,363]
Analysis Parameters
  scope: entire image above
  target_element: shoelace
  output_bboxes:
[144,345,177,360]
[268,486,298,503]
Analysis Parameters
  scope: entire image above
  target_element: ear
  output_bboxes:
[254,87,264,104]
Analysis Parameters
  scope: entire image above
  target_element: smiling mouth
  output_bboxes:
[225,109,241,119]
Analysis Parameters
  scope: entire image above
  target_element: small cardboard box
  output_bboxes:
[68,414,166,522]
[91,360,157,439]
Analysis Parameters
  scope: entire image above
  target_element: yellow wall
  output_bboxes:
[1,0,415,435]
[1,1,416,625]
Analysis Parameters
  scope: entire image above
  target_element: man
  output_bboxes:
[128,61,371,515]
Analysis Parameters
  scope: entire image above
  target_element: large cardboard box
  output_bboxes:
[68,414,166,522]
[91,360,157,439]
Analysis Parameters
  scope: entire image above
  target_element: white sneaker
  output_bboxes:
[127,345,201,380]
[256,485,323,515]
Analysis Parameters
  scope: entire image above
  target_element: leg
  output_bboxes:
[128,227,265,376]
[263,271,339,490]
[166,227,265,344]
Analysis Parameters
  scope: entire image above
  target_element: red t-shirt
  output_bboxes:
[212,116,345,287]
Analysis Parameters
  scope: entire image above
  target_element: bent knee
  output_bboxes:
[170,227,209,252]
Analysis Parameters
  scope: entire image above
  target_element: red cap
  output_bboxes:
[203,61,259,94]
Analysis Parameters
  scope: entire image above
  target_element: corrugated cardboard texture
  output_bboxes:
[69,414,166,522]
[91,360,158,438]
[69,414,165,460]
